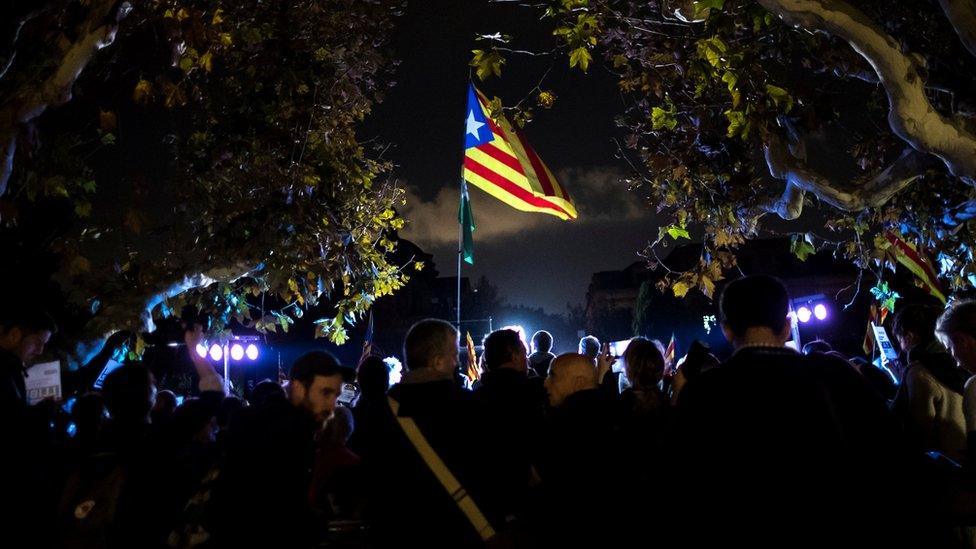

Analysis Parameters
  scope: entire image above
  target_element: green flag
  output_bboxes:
[459,183,475,265]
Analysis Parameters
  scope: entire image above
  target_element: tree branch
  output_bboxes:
[758,0,976,184]
[0,0,131,196]
[762,131,935,215]
[938,0,976,59]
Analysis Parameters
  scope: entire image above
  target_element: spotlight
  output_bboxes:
[245,344,259,361]
[797,306,812,323]
[814,303,828,321]
[230,344,244,361]
[209,344,223,361]
[196,344,208,358]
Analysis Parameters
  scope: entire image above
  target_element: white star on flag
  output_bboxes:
[465,110,485,138]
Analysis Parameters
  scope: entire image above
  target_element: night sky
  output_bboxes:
[362,0,664,315]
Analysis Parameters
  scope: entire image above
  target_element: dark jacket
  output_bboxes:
[364,378,491,548]
[209,394,321,548]
[674,346,905,545]
[0,347,27,414]
[528,351,555,378]
[473,368,547,520]
[539,388,627,545]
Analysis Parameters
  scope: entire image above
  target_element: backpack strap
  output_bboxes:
[387,396,496,542]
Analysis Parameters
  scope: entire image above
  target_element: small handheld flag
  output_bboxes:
[883,232,946,303]
[465,331,480,383]
[664,334,676,374]
[462,84,577,220]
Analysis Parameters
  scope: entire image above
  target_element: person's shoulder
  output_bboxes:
[965,374,976,395]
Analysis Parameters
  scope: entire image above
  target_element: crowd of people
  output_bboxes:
[4,274,976,547]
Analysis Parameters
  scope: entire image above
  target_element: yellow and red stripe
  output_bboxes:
[463,88,577,220]
[884,232,947,303]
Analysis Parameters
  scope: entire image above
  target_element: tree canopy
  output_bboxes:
[472,0,976,302]
[1,0,411,362]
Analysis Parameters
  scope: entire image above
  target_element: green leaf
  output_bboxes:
[569,47,592,72]
[666,224,691,240]
[724,109,746,138]
[693,0,725,18]
[765,84,794,113]
[470,49,505,81]
[790,235,816,261]
[651,106,677,130]
[696,36,728,68]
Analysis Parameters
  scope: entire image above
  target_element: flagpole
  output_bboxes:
[457,75,472,334]
[457,177,463,332]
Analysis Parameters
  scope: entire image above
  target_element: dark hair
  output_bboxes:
[679,340,720,383]
[249,379,286,407]
[357,356,390,396]
[892,303,942,343]
[531,330,553,353]
[171,398,216,444]
[482,329,523,371]
[623,337,666,391]
[217,395,246,428]
[802,340,833,355]
[719,275,790,337]
[936,300,976,341]
[578,335,600,359]
[0,307,57,336]
[102,365,155,423]
[72,392,106,439]
[290,351,342,387]
[404,319,457,370]
[324,405,355,445]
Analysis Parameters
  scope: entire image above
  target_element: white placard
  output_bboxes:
[25,360,61,405]
[871,323,899,362]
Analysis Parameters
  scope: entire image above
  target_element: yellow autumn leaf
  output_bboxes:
[199,51,213,72]
[212,8,224,24]
[220,32,233,47]
[672,280,691,298]
[132,79,153,105]
[176,8,189,21]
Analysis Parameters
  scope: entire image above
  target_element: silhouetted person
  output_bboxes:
[151,389,178,429]
[577,335,600,365]
[206,351,343,548]
[675,275,904,545]
[891,304,968,460]
[349,356,390,457]
[540,353,624,545]
[0,307,58,544]
[474,328,546,522]
[365,319,491,547]
[528,330,556,378]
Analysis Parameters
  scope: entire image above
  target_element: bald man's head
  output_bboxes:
[545,353,597,407]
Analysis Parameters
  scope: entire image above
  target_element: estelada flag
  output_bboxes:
[883,232,946,303]
[462,84,577,220]
[664,334,676,373]
[465,331,480,382]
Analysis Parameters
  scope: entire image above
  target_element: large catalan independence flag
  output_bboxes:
[462,84,577,220]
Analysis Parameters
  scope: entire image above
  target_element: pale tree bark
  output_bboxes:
[761,132,936,219]
[0,0,131,196]
[69,261,256,369]
[758,0,976,184]
[938,0,976,59]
